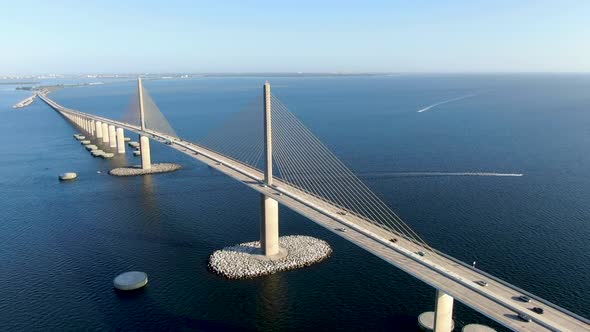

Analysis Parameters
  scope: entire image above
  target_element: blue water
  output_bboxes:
[1,75,589,331]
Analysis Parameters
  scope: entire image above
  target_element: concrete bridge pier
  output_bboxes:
[96,121,103,138]
[90,120,95,136]
[140,135,151,169]
[102,123,109,143]
[116,128,125,154]
[108,125,117,148]
[433,290,454,332]
[260,195,280,256]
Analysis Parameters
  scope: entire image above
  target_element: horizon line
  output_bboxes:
[2,71,590,78]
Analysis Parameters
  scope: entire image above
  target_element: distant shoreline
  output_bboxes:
[0,82,39,85]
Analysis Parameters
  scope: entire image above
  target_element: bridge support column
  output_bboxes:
[102,123,109,143]
[96,121,103,138]
[259,81,281,257]
[116,128,125,154]
[140,135,151,169]
[90,120,95,136]
[434,290,454,332]
[108,125,117,148]
[260,195,280,256]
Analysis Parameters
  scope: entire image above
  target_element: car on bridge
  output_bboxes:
[475,280,489,287]
[518,312,532,322]
[519,295,532,303]
[532,307,544,314]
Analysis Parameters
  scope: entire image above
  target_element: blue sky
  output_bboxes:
[1,0,589,74]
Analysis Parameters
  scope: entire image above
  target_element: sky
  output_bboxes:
[1,0,589,74]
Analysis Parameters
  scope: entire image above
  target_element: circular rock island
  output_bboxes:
[208,235,332,279]
[109,163,181,176]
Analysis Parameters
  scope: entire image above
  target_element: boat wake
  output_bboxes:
[417,94,477,113]
[361,172,524,178]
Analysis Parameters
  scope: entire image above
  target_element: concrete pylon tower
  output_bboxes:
[260,81,280,256]
[138,77,151,169]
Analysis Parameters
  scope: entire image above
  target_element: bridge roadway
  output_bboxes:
[40,94,590,332]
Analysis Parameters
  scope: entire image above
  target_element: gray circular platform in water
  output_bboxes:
[462,324,496,332]
[113,271,148,291]
[101,152,115,159]
[418,311,455,331]
[59,172,77,181]
[91,150,105,157]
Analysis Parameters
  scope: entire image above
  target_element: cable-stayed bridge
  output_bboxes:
[38,80,589,332]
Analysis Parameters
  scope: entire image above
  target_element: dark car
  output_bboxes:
[389,238,398,243]
[519,295,531,303]
[532,307,544,314]
[517,312,532,322]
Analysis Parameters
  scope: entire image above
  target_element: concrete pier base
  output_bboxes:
[462,324,495,332]
[434,290,454,332]
[116,128,125,154]
[108,125,116,148]
[260,195,280,256]
[208,235,332,279]
[418,311,455,332]
[140,135,151,170]
[102,123,109,143]
[113,271,148,291]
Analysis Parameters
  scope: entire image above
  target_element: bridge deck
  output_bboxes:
[39,94,590,332]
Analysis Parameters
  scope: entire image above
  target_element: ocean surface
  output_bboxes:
[1,74,589,331]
